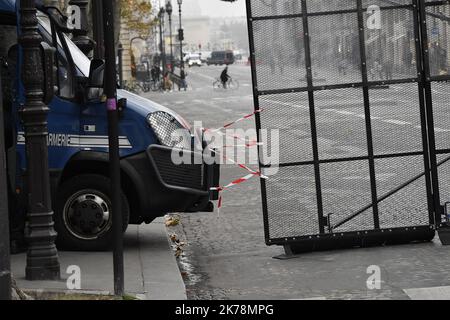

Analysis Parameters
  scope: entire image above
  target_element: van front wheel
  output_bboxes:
[54,174,129,251]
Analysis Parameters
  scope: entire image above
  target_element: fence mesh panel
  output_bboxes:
[248,0,436,244]
[264,165,318,239]
[253,18,306,91]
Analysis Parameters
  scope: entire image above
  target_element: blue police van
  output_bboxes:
[0,0,219,250]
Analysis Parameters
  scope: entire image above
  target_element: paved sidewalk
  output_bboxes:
[10,218,186,300]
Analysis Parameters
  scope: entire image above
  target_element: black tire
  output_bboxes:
[151,80,159,92]
[142,83,150,92]
[229,79,239,90]
[212,80,221,89]
[54,174,130,251]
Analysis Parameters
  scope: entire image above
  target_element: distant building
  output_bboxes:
[171,14,248,56]
[174,16,210,53]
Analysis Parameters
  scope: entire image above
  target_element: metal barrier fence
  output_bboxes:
[246,0,450,253]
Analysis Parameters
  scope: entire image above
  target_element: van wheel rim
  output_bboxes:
[63,190,112,240]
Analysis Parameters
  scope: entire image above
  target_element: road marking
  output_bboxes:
[212,95,253,101]
[434,127,450,132]
[404,286,450,300]
[263,99,309,111]
[343,172,396,181]
[192,99,234,114]
[335,110,355,116]
[174,101,185,104]
[260,98,416,130]
[187,69,216,81]
[382,119,411,125]
[320,110,381,121]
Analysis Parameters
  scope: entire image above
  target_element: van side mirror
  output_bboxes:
[40,42,57,104]
[88,59,104,88]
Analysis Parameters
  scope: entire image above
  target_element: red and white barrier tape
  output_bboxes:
[217,195,223,216]
[203,109,263,134]
[214,130,263,148]
[209,147,268,179]
[203,108,265,214]
[210,172,259,192]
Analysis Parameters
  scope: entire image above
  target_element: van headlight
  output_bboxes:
[147,111,192,149]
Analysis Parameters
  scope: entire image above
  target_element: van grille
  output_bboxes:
[149,146,204,190]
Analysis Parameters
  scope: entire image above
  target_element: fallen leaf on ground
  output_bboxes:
[165,216,180,227]
[169,234,177,242]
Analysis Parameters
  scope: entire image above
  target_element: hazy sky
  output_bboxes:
[182,0,247,17]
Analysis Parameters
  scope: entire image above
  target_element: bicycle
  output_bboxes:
[150,78,164,92]
[136,80,151,93]
[212,77,239,90]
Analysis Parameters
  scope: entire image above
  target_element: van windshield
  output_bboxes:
[37,11,90,76]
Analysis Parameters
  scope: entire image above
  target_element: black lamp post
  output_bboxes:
[118,43,124,88]
[0,69,11,300]
[92,0,104,59]
[177,0,184,69]
[102,0,124,296]
[165,1,173,72]
[158,7,166,74]
[153,24,158,57]
[19,0,60,280]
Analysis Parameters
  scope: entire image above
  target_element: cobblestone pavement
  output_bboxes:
[145,65,450,300]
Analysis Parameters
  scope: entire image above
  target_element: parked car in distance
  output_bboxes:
[187,53,202,67]
[207,50,235,66]
[200,51,211,63]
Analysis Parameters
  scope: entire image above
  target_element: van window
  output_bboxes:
[37,13,75,99]
[37,11,90,76]
[212,52,222,59]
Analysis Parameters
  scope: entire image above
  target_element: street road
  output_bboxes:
[142,64,450,300]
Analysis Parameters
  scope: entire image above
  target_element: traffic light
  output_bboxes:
[178,28,184,41]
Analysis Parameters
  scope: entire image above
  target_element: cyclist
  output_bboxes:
[220,66,230,89]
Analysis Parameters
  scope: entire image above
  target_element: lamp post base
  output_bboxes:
[0,271,11,300]
[25,213,60,281]
[26,266,60,281]
[26,252,60,281]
